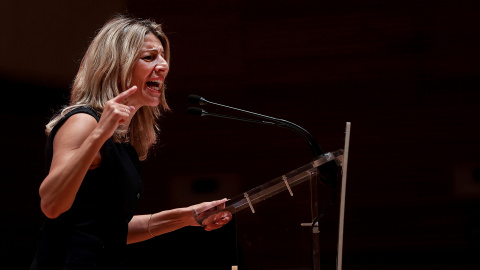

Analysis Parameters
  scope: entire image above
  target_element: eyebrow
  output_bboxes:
[145,48,164,53]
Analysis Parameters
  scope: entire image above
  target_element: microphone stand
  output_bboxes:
[187,95,324,158]
[187,95,339,270]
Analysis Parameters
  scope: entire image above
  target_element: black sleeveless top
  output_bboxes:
[31,107,143,270]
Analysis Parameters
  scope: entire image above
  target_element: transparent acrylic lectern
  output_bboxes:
[193,121,351,270]
[194,149,344,227]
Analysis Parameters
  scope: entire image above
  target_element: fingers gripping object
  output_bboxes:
[193,205,232,229]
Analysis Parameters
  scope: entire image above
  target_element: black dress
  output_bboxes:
[30,107,143,270]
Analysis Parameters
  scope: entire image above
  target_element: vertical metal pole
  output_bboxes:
[310,171,321,270]
[336,122,351,270]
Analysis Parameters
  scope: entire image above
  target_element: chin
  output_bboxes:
[141,91,162,107]
[146,99,161,107]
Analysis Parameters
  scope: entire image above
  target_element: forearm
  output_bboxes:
[127,207,198,244]
[39,131,106,218]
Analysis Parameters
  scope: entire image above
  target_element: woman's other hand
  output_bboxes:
[190,199,232,231]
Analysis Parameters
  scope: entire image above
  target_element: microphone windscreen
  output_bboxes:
[186,107,204,116]
[188,94,203,105]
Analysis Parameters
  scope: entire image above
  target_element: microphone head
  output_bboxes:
[188,94,207,105]
[186,107,205,116]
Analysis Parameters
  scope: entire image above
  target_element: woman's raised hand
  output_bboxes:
[96,86,137,140]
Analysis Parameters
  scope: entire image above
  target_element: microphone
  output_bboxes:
[187,107,284,127]
[188,95,208,105]
[187,95,338,188]
[186,107,205,116]
[187,94,324,157]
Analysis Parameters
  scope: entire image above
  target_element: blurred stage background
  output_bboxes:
[1,0,479,269]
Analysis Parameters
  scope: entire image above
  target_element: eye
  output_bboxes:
[142,54,154,61]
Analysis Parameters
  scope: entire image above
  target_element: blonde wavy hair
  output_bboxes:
[46,15,171,160]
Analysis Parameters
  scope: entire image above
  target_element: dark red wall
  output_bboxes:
[1,0,479,269]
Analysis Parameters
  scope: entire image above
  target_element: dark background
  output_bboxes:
[1,0,479,269]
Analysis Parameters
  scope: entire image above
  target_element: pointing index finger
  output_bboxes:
[113,86,138,102]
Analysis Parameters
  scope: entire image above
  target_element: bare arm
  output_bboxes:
[127,207,197,244]
[39,114,105,219]
[39,86,138,219]
[127,199,231,244]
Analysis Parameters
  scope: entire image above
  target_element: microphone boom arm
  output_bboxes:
[188,95,324,157]
[202,109,322,157]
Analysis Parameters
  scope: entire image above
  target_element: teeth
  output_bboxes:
[146,81,162,91]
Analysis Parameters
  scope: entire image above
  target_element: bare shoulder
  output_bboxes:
[53,113,99,152]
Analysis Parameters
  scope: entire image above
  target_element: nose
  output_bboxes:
[155,57,169,74]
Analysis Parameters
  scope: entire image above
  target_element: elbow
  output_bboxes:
[39,186,69,219]
[40,200,64,219]
[38,176,75,219]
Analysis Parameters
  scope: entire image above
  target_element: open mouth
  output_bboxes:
[146,81,161,91]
